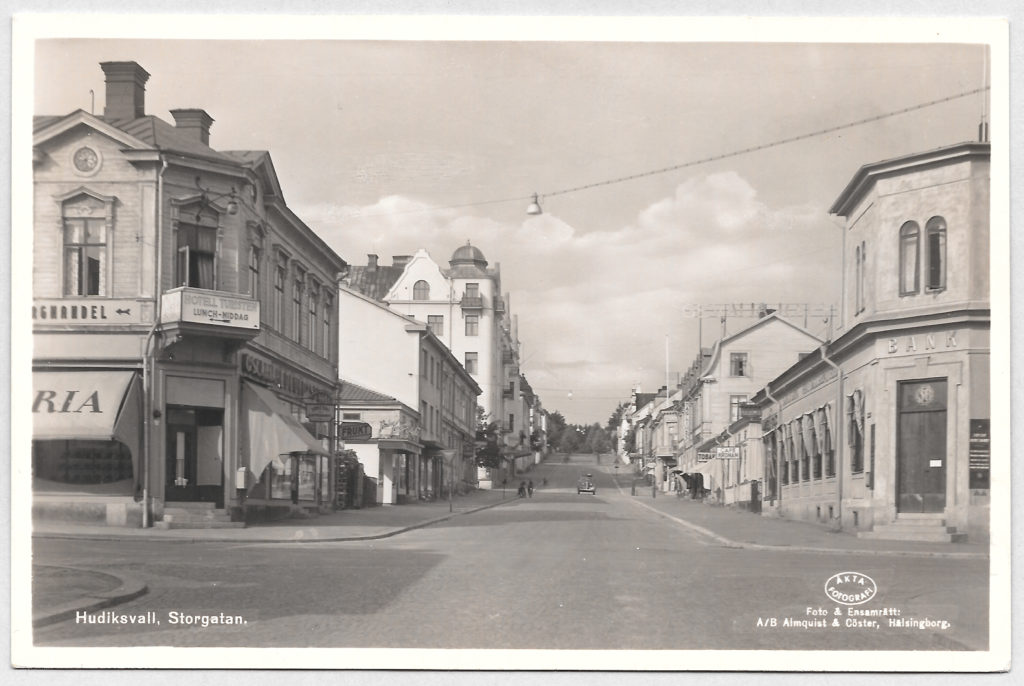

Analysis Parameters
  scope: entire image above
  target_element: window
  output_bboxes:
[729,395,747,423]
[248,245,261,299]
[465,283,479,298]
[421,401,428,430]
[292,270,304,343]
[322,295,332,358]
[63,217,106,296]
[508,413,515,432]
[176,223,217,289]
[308,285,319,354]
[428,315,444,337]
[465,352,479,375]
[465,314,479,336]
[729,353,748,377]
[413,280,430,300]
[925,216,946,291]
[273,254,286,331]
[421,349,428,377]
[859,241,866,313]
[899,221,920,295]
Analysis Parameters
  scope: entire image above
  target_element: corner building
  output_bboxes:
[753,142,990,542]
[32,62,346,527]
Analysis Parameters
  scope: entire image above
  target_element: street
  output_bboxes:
[33,454,988,651]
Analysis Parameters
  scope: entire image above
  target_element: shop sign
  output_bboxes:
[33,298,144,325]
[241,352,330,401]
[161,287,259,330]
[716,446,740,460]
[697,451,715,463]
[969,418,990,489]
[340,422,373,440]
[886,331,958,355]
[305,403,335,423]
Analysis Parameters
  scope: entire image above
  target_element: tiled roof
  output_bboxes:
[345,265,404,302]
[337,379,397,403]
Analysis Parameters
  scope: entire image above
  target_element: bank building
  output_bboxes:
[752,140,991,542]
[31,61,346,527]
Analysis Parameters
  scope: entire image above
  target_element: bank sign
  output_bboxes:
[161,287,259,330]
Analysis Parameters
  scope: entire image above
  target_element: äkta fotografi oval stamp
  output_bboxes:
[824,572,878,606]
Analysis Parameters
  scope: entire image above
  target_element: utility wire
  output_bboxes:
[342,86,988,219]
[540,86,990,200]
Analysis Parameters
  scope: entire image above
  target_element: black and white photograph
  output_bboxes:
[9,10,1013,675]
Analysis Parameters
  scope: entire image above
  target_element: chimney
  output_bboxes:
[170,109,215,146]
[367,254,379,271]
[392,255,412,268]
[100,61,150,121]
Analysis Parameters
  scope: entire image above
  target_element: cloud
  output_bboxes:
[296,171,840,423]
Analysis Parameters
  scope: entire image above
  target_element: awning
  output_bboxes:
[32,370,143,492]
[243,381,330,481]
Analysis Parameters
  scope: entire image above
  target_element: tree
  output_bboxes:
[606,402,629,433]
[474,408,501,469]
[546,411,568,451]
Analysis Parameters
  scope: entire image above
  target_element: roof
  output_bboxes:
[829,141,990,217]
[345,264,404,301]
[451,241,487,265]
[337,379,398,404]
[699,313,822,377]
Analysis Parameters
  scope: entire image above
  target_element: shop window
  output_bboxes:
[465,352,479,375]
[413,280,430,300]
[811,427,822,479]
[899,221,920,295]
[428,315,444,337]
[176,223,217,289]
[925,216,947,291]
[729,353,748,377]
[33,439,133,488]
[465,314,479,336]
[63,217,107,296]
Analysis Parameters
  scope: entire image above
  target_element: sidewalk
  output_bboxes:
[32,487,514,544]
[614,477,989,559]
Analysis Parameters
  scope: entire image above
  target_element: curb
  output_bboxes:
[33,565,149,629]
[32,495,517,546]
[619,484,989,561]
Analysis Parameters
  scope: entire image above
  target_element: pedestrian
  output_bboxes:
[517,481,527,498]
[527,480,534,498]
[542,477,548,487]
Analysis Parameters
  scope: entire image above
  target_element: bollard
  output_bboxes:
[652,483,657,499]
[631,480,636,496]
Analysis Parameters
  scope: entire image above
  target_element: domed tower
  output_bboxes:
[448,240,489,278]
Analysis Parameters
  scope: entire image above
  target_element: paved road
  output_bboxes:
[33,454,987,650]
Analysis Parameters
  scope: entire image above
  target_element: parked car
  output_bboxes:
[577,473,596,495]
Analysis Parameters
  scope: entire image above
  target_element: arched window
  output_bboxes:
[898,221,920,295]
[925,216,946,291]
[413,280,430,300]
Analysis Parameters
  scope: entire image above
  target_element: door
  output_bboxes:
[896,379,947,513]
[165,406,224,505]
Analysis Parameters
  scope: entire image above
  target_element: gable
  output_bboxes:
[386,250,449,301]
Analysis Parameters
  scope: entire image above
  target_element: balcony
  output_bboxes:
[502,388,516,400]
[460,295,484,311]
[160,286,260,344]
[494,296,506,314]
[502,350,515,364]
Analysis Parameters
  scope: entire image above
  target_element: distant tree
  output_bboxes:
[584,423,612,454]
[606,402,629,433]
[474,408,501,469]
[546,411,568,451]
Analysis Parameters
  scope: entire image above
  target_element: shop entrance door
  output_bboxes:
[896,379,947,513]
[165,406,224,506]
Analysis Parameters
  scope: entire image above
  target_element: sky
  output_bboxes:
[30,23,993,424]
